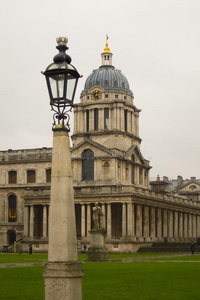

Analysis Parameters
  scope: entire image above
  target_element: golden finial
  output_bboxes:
[103,34,111,53]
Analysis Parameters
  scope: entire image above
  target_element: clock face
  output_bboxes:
[91,90,102,100]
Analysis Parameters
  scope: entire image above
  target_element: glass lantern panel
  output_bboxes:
[49,75,65,99]
[66,77,77,101]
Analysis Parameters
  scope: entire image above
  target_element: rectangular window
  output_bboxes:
[46,169,51,182]
[105,94,108,98]
[8,171,17,184]
[94,108,98,131]
[115,94,118,98]
[86,110,89,131]
[27,170,36,183]
[104,108,109,130]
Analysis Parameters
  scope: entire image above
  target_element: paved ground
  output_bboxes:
[0,253,200,268]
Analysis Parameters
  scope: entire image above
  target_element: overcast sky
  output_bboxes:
[0,0,200,180]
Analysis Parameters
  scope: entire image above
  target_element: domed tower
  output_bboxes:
[71,38,151,187]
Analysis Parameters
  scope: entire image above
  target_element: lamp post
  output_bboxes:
[42,37,83,300]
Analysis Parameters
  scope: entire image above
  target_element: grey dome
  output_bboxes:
[81,65,133,96]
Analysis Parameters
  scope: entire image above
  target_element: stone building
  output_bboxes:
[0,40,200,253]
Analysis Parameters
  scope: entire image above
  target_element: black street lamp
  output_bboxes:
[42,37,81,131]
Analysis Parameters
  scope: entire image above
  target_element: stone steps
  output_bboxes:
[138,243,200,253]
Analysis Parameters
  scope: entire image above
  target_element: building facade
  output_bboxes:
[0,41,200,253]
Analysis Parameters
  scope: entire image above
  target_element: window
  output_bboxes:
[8,171,17,184]
[86,110,89,131]
[46,169,51,182]
[87,96,89,100]
[94,108,99,130]
[131,155,135,184]
[115,94,118,98]
[82,149,94,181]
[124,110,128,131]
[8,194,16,222]
[27,170,36,183]
[105,94,108,98]
[104,108,109,130]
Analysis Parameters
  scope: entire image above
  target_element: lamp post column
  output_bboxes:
[43,127,84,300]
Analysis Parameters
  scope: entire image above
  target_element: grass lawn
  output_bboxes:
[0,253,200,299]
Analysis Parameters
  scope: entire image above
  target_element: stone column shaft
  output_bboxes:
[87,204,91,235]
[188,214,193,238]
[150,207,156,238]
[168,210,173,238]
[81,204,85,238]
[43,205,47,238]
[107,203,112,238]
[143,206,149,238]
[184,213,188,238]
[163,210,168,237]
[174,211,178,238]
[127,202,133,237]
[193,215,197,238]
[24,205,29,236]
[30,205,34,238]
[122,203,126,237]
[157,208,162,238]
[179,212,183,238]
[136,205,142,237]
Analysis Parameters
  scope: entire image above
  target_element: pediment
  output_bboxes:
[72,139,114,159]
[178,180,200,192]
[125,145,150,167]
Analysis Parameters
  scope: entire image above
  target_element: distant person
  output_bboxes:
[191,242,195,254]
[83,244,87,253]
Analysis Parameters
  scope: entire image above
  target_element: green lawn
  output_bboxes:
[0,253,200,299]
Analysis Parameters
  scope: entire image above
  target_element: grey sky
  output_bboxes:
[0,0,200,180]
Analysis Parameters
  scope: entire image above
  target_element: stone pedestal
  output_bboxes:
[87,230,109,260]
[44,261,83,300]
[43,127,83,299]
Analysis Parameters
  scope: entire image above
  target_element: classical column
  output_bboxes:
[99,108,104,130]
[143,206,149,238]
[163,209,168,237]
[174,211,179,238]
[184,213,188,238]
[121,107,124,131]
[81,204,85,238]
[168,210,174,238]
[107,203,112,238]
[197,215,200,237]
[127,202,133,237]
[157,208,162,238]
[188,214,193,238]
[87,204,91,235]
[150,207,156,238]
[73,109,77,132]
[192,214,197,238]
[24,205,29,237]
[179,212,183,238]
[122,203,127,237]
[43,205,47,238]
[113,106,117,129]
[136,205,142,237]
[29,205,34,238]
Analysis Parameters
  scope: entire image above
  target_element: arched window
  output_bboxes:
[27,170,36,183]
[46,168,51,182]
[82,149,94,181]
[8,170,17,184]
[189,185,197,190]
[131,154,135,184]
[8,194,17,222]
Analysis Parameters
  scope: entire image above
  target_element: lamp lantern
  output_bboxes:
[43,37,81,130]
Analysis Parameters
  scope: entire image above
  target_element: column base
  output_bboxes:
[43,261,84,300]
